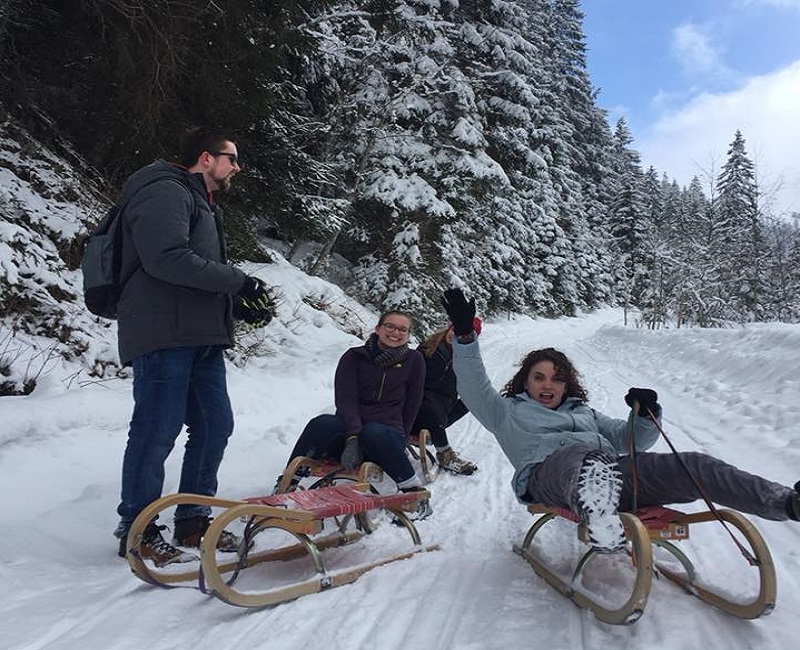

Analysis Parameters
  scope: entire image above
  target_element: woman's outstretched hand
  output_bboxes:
[441,288,476,336]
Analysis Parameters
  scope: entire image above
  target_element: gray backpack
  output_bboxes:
[81,178,195,319]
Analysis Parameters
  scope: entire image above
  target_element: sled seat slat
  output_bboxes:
[245,483,426,519]
[526,504,689,540]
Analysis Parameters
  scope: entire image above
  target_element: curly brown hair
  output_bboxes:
[500,347,588,402]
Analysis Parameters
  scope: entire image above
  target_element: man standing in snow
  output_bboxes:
[112,126,274,566]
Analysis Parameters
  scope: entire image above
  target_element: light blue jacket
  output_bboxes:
[452,338,661,501]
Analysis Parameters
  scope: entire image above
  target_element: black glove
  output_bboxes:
[441,288,477,336]
[625,388,659,417]
[340,435,362,471]
[237,275,274,310]
[233,296,273,327]
[234,276,276,326]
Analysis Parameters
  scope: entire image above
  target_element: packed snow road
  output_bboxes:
[2,308,799,650]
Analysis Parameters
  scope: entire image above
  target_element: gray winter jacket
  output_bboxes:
[116,160,247,364]
[452,338,661,502]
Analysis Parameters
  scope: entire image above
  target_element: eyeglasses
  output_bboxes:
[210,151,240,167]
[381,322,410,334]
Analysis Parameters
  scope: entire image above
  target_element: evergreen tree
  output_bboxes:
[1,0,337,259]
[662,177,721,327]
[301,0,616,322]
[715,130,767,321]
[762,217,800,321]
[607,118,652,313]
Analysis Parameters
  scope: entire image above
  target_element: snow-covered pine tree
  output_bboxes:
[541,0,617,312]
[715,130,767,322]
[607,118,653,317]
[286,0,624,322]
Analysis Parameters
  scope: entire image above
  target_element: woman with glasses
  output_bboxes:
[283,310,431,519]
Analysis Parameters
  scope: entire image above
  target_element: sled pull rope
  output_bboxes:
[643,406,758,565]
[626,403,640,513]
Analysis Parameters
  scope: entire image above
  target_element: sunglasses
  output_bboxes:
[210,151,240,166]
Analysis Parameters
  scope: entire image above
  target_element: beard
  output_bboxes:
[207,166,235,192]
[214,173,233,192]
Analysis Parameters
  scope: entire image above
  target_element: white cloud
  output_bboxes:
[639,60,800,216]
[670,23,732,80]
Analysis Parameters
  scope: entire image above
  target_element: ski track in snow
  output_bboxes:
[2,308,800,650]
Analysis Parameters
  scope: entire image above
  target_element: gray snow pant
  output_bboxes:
[525,444,793,521]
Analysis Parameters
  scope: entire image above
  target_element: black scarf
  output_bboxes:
[365,333,409,368]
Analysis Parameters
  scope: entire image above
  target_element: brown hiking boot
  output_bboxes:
[173,515,244,552]
[120,523,198,567]
[436,447,478,475]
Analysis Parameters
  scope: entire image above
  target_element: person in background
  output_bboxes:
[284,310,431,519]
[411,322,481,475]
[113,126,275,566]
[441,288,800,552]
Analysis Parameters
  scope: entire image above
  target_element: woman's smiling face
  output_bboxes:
[375,315,411,348]
[524,360,567,409]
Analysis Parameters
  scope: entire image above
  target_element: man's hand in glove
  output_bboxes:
[233,296,274,328]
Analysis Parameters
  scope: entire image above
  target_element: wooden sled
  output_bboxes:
[514,504,776,625]
[407,429,439,483]
[124,483,437,608]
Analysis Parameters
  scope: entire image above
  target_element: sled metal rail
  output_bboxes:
[514,504,776,625]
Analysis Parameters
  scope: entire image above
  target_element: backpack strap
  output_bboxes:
[118,176,201,286]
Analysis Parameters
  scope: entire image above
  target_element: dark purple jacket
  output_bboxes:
[334,344,425,435]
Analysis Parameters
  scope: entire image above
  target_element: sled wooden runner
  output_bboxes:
[124,483,437,608]
[514,504,776,625]
[273,457,385,494]
[406,428,439,483]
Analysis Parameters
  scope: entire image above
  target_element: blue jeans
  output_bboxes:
[115,346,234,537]
[290,414,416,484]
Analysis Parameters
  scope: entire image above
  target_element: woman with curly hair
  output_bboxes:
[441,288,800,552]
[500,347,588,402]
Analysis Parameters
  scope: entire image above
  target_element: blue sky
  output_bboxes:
[582,0,800,216]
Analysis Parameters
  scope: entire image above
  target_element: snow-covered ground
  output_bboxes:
[2,259,800,650]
